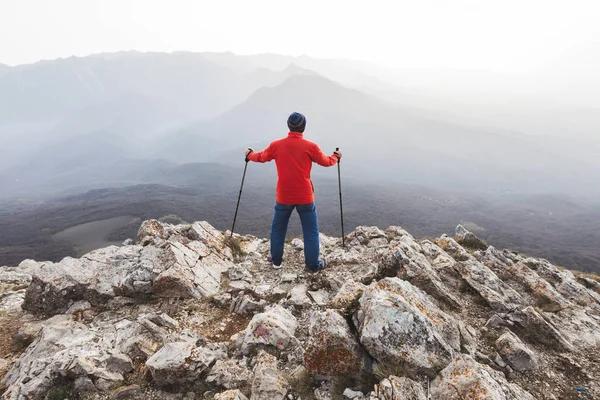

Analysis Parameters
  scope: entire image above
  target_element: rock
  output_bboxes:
[430,355,535,399]
[281,273,298,283]
[455,259,524,312]
[344,388,365,399]
[73,376,98,393]
[229,264,253,282]
[304,309,366,375]
[228,280,253,292]
[111,384,141,399]
[524,258,600,308]
[0,315,141,398]
[507,306,573,351]
[455,224,488,250]
[287,284,311,307]
[230,294,266,315]
[356,278,460,377]
[314,381,333,400]
[250,351,288,400]
[481,247,571,312]
[291,238,304,250]
[215,390,250,400]
[238,305,298,355]
[137,219,166,242]
[146,342,216,387]
[379,236,462,309]
[307,289,329,306]
[206,358,253,390]
[496,331,539,371]
[330,280,366,312]
[147,312,179,329]
[346,226,387,247]
[369,376,427,400]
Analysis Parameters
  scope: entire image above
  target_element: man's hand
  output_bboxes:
[245,148,253,160]
[333,149,342,159]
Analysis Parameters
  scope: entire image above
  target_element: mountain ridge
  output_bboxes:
[0,220,598,399]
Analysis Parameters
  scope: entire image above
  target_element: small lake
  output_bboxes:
[52,215,138,256]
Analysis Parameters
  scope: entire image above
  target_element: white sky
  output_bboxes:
[0,0,599,72]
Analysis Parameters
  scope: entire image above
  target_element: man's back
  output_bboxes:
[247,131,338,204]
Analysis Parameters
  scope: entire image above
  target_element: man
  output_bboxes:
[245,112,342,272]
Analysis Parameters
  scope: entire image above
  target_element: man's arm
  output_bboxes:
[247,143,276,163]
[311,144,340,167]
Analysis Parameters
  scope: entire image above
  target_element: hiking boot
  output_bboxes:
[306,259,325,273]
[268,256,283,269]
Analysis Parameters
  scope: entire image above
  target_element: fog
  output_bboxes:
[0,49,599,200]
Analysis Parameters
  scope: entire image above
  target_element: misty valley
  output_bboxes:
[1,51,599,273]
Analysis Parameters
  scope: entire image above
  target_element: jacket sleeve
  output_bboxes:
[248,142,276,163]
[310,144,339,167]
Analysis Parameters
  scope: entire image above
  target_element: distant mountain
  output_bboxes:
[158,74,600,195]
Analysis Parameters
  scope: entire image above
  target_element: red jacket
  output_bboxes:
[248,132,339,204]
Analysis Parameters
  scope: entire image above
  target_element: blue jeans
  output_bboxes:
[271,202,322,270]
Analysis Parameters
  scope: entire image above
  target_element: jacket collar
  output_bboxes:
[288,131,304,138]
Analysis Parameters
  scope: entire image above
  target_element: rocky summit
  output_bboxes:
[1,221,599,400]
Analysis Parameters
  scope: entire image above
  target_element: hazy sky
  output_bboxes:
[1,0,599,72]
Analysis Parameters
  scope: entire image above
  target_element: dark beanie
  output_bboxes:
[287,112,306,133]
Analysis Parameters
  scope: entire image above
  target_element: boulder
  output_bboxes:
[369,376,427,400]
[356,278,460,377]
[146,342,216,387]
[330,280,367,312]
[0,315,141,398]
[303,309,366,375]
[379,236,462,309]
[250,351,288,400]
[507,306,573,351]
[238,305,298,355]
[430,355,535,399]
[137,219,166,242]
[455,259,524,312]
[455,224,488,250]
[495,331,539,371]
[206,358,253,391]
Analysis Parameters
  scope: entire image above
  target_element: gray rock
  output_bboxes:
[290,238,304,250]
[356,278,460,377]
[524,258,600,308]
[137,219,166,242]
[238,305,298,355]
[507,306,573,351]
[330,280,366,312]
[230,294,266,315]
[304,309,366,375]
[379,236,462,309]
[369,376,427,400]
[206,358,252,390]
[146,342,216,387]
[455,259,524,312]
[0,315,138,398]
[455,224,488,250]
[287,284,311,307]
[215,390,250,400]
[343,388,365,399]
[430,355,535,399]
[229,264,253,282]
[496,331,539,371]
[250,351,288,400]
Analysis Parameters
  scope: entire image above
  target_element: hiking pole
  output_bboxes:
[336,147,345,247]
[230,158,249,238]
